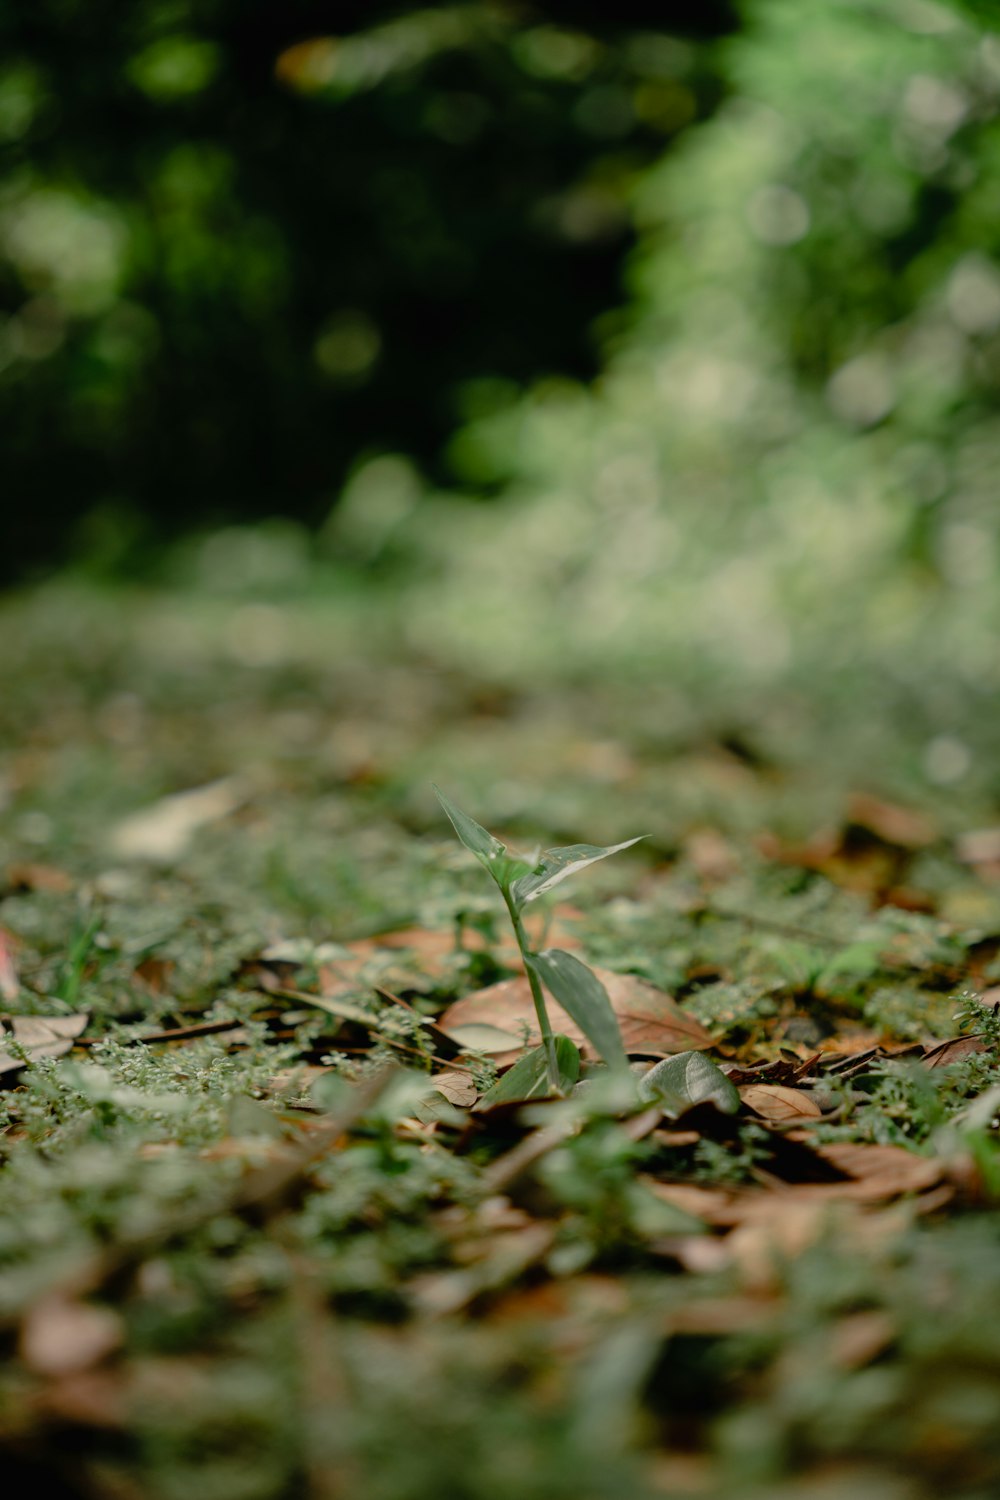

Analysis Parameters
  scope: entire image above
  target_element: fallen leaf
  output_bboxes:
[830,1309,895,1369]
[20,1294,122,1376]
[956,826,1000,865]
[685,828,740,881]
[0,927,19,1002]
[740,1083,823,1122]
[409,1223,557,1317]
[109,776,246,862]
[32,1368,126,1429]
[922,1034,989,1068]
[846,793,936,850]
[5,861,74,894]
[807,1140,943,1198]
[443,1022,525,1053]
[317,908,584,995]
[0,1013,89,1076]
[432,1070,478,1107]
[439,967,713,1058]
[663,1294,776,1335]
[723,1197,847,1286]
[133,956,176,993]
[642,1180,745,1226]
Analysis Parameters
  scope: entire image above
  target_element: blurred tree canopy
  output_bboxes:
[0,0,736,576]
[372,0,1000,787]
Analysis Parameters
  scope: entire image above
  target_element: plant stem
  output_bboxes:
[503,889,561,1092]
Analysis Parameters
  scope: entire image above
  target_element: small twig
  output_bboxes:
[77,1018,245,1047]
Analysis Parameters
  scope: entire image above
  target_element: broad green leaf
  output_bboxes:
[433,785,509,887]
[511,837,644,909]
[638,1051,740,1118]
[528,949,629,1072]
[475,1035,580,1109]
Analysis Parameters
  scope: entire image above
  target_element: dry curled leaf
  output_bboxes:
[0,1013,89,1076]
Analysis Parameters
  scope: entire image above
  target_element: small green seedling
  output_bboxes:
[434,786,642,1096]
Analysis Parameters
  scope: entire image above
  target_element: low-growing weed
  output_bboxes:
[434,786,641,1096]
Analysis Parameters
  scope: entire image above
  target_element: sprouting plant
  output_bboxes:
[433,785,642,1096]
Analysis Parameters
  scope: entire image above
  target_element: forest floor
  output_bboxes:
[2,577,1000,1500]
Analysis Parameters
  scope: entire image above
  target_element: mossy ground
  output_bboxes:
[2,577,1000,1500]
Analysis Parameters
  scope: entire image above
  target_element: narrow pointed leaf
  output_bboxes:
[638,1051,740,1118]
[474,1036,580,1109]
[528,949,629,1071]
[433,785,509,883]
[511,837,644,909]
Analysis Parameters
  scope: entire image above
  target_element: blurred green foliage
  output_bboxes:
[6,0,1000,810]
[0,0,732,575]
[355,0,1000,799]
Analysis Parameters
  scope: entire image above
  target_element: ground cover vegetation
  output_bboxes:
[3,582,1000,1500]
[5,0,1000,1496]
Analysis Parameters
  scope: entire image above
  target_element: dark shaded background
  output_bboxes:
[0,1,737,577]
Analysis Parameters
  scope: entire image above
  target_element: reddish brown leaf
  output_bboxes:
[133,956,176,994]
[846,793,936,850]
[5,861,74,894]
[439,967,713,1058]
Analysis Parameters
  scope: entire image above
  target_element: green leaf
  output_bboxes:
[475,1036,580,1109]
[433,785,509,886]
[638,1051,740,1118]
[528,949,629,1072]
[510,837,644,909]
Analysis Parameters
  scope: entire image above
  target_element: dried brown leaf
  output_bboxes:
[846,793,936,849]
[20,1294,122,1376]
[956,826,1000,865]
[923,1034,989,1068]
[808,1141,943,1198]
[439,967,713,1058]
[432,1070,478,1108]
[740,1083,823,1122]
[5,861,74,894]
[0,927,18,1003]
[0,1012,89,1076]
[319,906,584,996]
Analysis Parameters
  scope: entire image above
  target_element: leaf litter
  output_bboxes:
[3,748,1000,1495]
